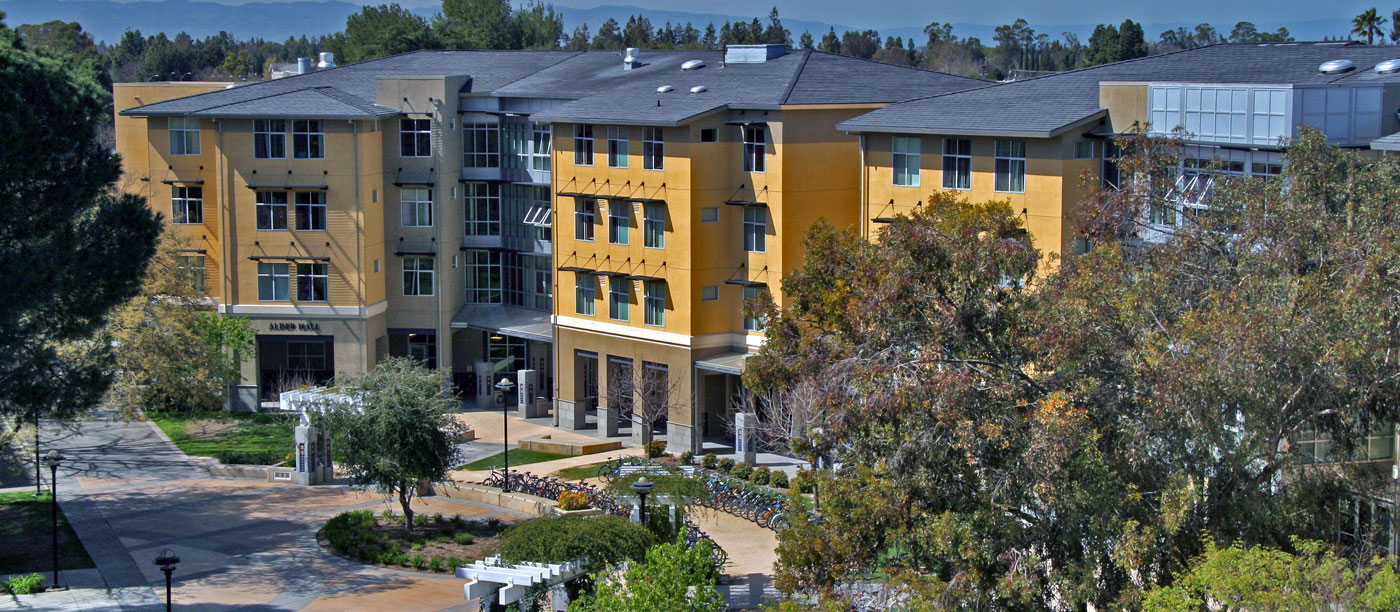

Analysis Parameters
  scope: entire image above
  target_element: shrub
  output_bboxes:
[751,466,771,485]
[558,490,591,511]
[770,470,789,489]
[679,451,695,465]
[793,470,818,494]
[3,573,44,595]
[410,542,423,551]
[702,453,718,469]
[645,440,667,458]
[428,557,445,573]
[454,532,475,545]
[730,462,753,480]
[412,553,428,570]
[717,457,735,473]
[215,450,284,465]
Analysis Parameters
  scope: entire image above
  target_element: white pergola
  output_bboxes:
[457,556,589,607]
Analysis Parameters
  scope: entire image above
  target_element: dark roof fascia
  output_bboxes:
[838,109,1108,139]
[531,104,729,127]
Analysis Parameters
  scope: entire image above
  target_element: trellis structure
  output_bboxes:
[457,556,590,608]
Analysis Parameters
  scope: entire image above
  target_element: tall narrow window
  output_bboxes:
[608,200,630,245]
[607,126,629,168]
[403,257,434,296]
[293,120,324,159]
[171,186,202,224]
[893,136,920,186]
[575,273,596,316]
[994,140,1026,193]
[176,255,206,292]
[254,119,286,159]
[463,123,500,168]
[464,249,502,304]
[295,191,327,231]
[169,117,200,155]
[400,118,432,157]
[401,188,433,228]
[609,277,629,321]
[574,124,594,166]
[743,125,766,172]
[743,285,767,332]
[644,204,665,249]
[256,191,288,230]
[530,122,551,171]
[942,138,971,190]
[464,182,500,236]
[743,207,766,253]
[257,262,289,301]
[575,198,596,241]
[644,280,665,326]
[643,127,664,170]
[296,262,328,301]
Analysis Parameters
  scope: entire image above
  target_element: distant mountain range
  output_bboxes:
[0,0,1357,48]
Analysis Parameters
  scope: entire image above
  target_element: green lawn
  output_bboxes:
[458,449,569,471]
[147,411,297,464]
[0,491,94,574]
[552,461,611,482]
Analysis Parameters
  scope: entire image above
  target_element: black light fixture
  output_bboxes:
[45,451,66,592]
[630,476,655,525]
[494,377,516,489]
[153,548,180,612]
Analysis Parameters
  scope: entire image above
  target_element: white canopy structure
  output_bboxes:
[457,556,589,607]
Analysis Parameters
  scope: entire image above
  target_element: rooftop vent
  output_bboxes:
[296,57,312,75]
[681,59,705,71]
[317,52,336,69]
[724,44,788,64]
[1377,59,1400,74]
[656,85,674,93]
[689,85,707,94]
[624,47,640,70]
[1319,59,1355,73]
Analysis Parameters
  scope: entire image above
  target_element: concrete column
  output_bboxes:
[473,361,494,409]
[516,369,539,418]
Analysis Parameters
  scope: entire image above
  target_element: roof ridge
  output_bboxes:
[805,49,984,83]
[779,49,813,105]
[492,50,587,91]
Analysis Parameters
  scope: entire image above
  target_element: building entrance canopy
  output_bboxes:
[451,304,553,343]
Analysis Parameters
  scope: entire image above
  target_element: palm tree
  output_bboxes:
[1352,8,1386,45]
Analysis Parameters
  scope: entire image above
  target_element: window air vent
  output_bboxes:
[681,59,705,71]
[657,85,674,93]
[1377,59,1400,74]
[1319,59,1356,74]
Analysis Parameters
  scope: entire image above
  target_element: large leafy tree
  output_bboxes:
[342,3,438,64]
[751,130,1400,609]
[311,358,464,530]
[0,12,161,424]
[571,539,725,612]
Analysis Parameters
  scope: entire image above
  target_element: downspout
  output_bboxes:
[351,120,366,371]
[858,132,868,240]
[216,120,238,407]
[434,111,445,374]
[551,122,562,420]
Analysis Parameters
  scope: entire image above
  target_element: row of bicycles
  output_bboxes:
[698,473,791,530]
[481,468,729,569]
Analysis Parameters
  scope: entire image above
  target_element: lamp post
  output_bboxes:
[153,548,180,612]
[630,476,655,525]
[494,377,516,490]
[45,451,66,591]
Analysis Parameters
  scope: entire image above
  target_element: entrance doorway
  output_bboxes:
[258,336,335,400]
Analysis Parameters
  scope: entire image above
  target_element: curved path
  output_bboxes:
[12,412,529,611]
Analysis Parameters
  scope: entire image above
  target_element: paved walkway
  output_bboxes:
[2,413,525,612]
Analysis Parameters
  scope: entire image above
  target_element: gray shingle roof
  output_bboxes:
[838,42,1400,137]
[123,48,983,124]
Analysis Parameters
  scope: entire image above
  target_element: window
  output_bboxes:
[700,286,718,301]
[296,262,328,301]
[463,123,500,168]
[1299,424,1395,464]
[743,207,766,252]
[994,140,1026,193]
[403,257,434,296]
[609,200,630,244]
[295,191,326,231]
[400,118,431,157]
[607,126,629,168]
[1073,140,1102,159]
[574,124,594,166]
[401,188,433,228]
[257,262,289,301]
[171,186,202,224]
[169,117,200,155]
[530,122,551,171]
[643,127,664,170]
[893,136,920,186]
[406,333,437,369]
[287,340,328,376]
[464,182,500,236]
[292,120,324,159]
[743,285,767,331]
[464,249,501,304]
[644,204,665,248]
[256,191,289,230]
[700,128,717,142]
[575,273,596,316]
[700,207,719,222]
[1072,237,1091,256]
[743,126,766,172]
[254,119,286,159]
[609,277,629,321]
[942,138,971,190]
[176,255,205,292]
[575,198,596,241]
[644,280,665,326]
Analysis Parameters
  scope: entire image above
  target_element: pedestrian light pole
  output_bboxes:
[630,476,655,525]
[154,549,180,612]
[495,377,516,490]
[45,450,66,591]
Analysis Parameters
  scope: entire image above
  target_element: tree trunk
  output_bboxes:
[398,482,414,531]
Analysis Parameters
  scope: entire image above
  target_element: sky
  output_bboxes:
[189,0,1375,30]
